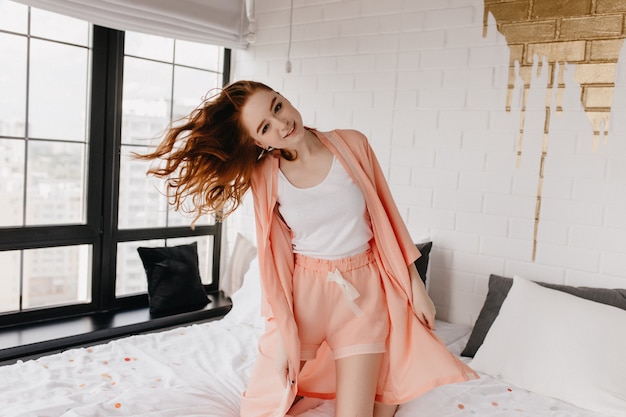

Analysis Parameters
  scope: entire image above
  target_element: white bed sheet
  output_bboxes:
[0,318,608,417]
[0,260,611,417]
[0,315,264,417]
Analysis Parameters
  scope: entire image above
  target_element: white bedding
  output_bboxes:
[0,264,610,417]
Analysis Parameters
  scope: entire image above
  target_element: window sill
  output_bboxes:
[0,292,232,365]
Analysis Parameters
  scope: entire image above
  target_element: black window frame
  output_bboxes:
[0,25,230,329]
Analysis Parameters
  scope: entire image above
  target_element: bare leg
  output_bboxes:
[288,397,326,416]
[374,402,398,417]
[288,361,327,416]
[335,353,383,417]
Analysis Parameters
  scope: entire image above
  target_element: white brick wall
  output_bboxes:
[229,0,626,325]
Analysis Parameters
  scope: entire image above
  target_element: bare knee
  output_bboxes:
[374,402,398,417]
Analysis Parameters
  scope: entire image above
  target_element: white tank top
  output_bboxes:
[277,156,373,259]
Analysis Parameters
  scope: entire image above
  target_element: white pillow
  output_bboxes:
[224,256,263,324]
[220,233,257,297]
[471,275,626,417]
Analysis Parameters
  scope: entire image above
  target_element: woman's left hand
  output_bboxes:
[408,263,436,330]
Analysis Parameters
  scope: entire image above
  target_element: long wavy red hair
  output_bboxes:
[137,80,274,224]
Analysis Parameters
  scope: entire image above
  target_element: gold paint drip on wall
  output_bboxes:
[483,0,626,260]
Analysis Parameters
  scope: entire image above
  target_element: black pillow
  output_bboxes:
[461,274,626,357]
[414,241,433,284]
[137,242,210,317]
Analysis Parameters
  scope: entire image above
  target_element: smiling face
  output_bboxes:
[240,89,304,151]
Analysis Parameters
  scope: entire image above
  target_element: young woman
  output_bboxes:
[140,80,477,417]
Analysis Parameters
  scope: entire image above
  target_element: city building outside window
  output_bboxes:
[0,0,226,324]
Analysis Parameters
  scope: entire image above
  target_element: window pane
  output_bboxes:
[29,39,90,141]
[167,236,214,285]
[26,141,86,225]
[166,206,215,228]
[116,237,214,297]
[116,239,165,296]
[124,31,173,62]
[0,32,27,137]
[173,66,220,121]
[118,144,214,229]
[0,0,28,34]
[0,250,20,313]
[0,138,25,226]
[118,148,167,229]
[118,42,223,229]
[164,202,197,228]
[30,7,90,46]
[164,182,215,227]
[174,39,221,71]
[23,245,92,309]
[121,57,172,145]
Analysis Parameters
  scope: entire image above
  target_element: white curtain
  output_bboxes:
[14,0,255,49]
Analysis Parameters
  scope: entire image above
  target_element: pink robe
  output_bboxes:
[240,129,478,417]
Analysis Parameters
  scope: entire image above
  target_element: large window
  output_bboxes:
[0,0,227,326]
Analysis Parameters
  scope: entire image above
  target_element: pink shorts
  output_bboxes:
[293,249,390,361]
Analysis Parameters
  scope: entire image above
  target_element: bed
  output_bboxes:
[1,258,624,417]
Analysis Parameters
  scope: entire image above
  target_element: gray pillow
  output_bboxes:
[414,241,432,284]
[461,274,626,358]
